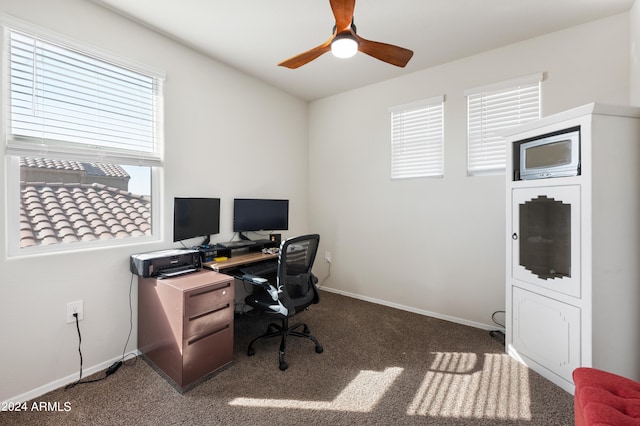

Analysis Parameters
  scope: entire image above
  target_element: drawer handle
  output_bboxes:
[189,282,232,298]
[189,303,230,322]
[187,324,230,345]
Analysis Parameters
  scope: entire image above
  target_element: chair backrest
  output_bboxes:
[276,234,320,313]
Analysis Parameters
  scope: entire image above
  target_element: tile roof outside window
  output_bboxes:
[20,158,132,191]
[19,157,151,248]
[19,183,151,247]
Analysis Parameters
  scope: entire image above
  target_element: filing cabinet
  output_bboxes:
[138,270,234,391]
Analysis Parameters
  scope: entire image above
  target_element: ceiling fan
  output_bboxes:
[278,0,413,69]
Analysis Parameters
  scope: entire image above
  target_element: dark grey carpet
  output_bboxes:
[3,291,573,425]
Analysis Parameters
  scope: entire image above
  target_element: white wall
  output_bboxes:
[631,0,640,105]
[308,14,630,328]
[0,0,308,401]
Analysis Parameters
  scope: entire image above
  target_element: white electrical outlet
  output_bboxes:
[325,251,332,263]
[66,300,84,323]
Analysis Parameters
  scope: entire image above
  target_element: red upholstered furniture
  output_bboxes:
[573,367,640,426]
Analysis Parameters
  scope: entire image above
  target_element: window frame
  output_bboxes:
[465,73,543,176]
[2,17,164,257]
[389,95,445,180]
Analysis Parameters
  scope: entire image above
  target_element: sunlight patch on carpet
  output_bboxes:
[407,352,532,420]
[228,367,403,412]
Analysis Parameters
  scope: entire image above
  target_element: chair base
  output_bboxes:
[247,317,323,370]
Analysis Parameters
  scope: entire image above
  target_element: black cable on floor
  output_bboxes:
[65,313,83,390]
[489,310,506,346]
[65,312,121,391]
[121,274,138,367]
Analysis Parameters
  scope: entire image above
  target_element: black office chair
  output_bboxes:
[244,234,323,370]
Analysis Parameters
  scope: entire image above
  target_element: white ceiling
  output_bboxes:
[92,0,635,101]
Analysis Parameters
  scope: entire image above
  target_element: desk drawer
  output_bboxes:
[183,324,233,386]
[185,280,233,318]
[184,301,233,338]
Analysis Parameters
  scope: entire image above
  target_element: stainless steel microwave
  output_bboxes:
[518,128,580,180]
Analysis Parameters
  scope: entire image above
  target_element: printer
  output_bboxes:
[130,249,200,278]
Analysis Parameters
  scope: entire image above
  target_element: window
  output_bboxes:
[4,21,164,255]
[466,73,542,175]
[389,95,444,179]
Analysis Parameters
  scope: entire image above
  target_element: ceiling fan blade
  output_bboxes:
[355,35,414,68]
[278,38,333,69]
[330,0,356,32]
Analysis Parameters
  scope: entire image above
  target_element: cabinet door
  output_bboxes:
[511,185,581,298]
[512,287,581,383]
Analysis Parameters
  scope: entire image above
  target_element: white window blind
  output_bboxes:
[6,28,164,166]
[390,95,444,179]
[466,73,542,175]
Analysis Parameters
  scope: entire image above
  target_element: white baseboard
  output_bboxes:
[318,285,495,331]
[3,350,141,404]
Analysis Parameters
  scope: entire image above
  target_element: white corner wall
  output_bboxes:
[0,0,308,401]
[631,0,640,105]
[308,14,630,328]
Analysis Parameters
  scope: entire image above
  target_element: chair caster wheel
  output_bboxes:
[315,345,324,354]
[248,347,255,356]
[279,361,288,371]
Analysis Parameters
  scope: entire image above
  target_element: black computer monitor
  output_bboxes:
[233,198,289,233]
[173,197,220,244]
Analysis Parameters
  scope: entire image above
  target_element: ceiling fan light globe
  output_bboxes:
[331,35,358,58]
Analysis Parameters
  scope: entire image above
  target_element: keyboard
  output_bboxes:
[241,274,269,285]
[239,260,278,276]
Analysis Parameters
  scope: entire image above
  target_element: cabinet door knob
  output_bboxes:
[512,233,518,240]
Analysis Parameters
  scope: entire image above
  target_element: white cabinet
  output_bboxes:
[504,103,640,394]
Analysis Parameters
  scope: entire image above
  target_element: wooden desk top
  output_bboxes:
[203,251,278,271]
